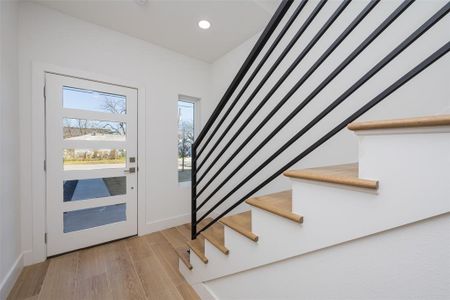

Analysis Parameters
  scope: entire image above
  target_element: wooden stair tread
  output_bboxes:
[176,248,192,270]
[160,227,192,270]
[180,219,213,264]
[187,238,208,264]
[284,163,378,189]
[200,222,229,255]
[220,211,258,242]
[347,114,450,131]
[246,190,303,223]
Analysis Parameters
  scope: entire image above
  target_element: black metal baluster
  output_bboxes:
[194,0,293,149]
[197,0,448,224]
[196,0,328,171]
[191,0,294,239]
[198,41,450,235]
[195,0,308,161]
[196,0,380,204]
[191,143,197,239]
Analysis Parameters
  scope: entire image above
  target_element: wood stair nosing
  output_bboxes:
[284,163,378,190]
[220,211,258,242]
[200,230,229,255]
[245,191,303,223]
[347,114,450,131]
[187,239,208,264]
[161,227,193,270]
[176,249,193,270]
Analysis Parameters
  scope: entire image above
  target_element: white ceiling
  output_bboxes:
[32,0,281,63]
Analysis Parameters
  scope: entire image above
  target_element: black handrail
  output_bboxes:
[192,0,449,238]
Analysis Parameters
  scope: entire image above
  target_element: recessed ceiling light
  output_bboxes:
[198,20,211,30]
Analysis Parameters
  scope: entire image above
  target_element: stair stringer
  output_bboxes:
[181,127,450,284]
[182,176,449,284]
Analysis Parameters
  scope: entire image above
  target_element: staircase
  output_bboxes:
[179,0,449,296]
[177,115,450,288]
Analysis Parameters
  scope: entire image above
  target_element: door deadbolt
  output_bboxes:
[124,167,136,174]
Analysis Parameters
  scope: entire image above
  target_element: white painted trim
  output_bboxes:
[138,211,220,236]
[140,213,191,235]
[0,252,24,300]
[30,62,147,264]
[192,283,218,300]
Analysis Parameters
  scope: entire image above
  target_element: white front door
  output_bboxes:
[45,73,138,256]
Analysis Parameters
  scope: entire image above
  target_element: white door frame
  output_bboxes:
[30,62,147,264]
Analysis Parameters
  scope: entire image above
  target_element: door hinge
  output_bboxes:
[44,160,46,171]
[44,233,47,244]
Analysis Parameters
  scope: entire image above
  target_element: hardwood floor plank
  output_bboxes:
[102,240,147,300]
[76,273,112,300]
[145,232,200,299]
[77,245,108,280]
[7,261,49,300]
[37,252,79,300]
[148,237,185,286]
[176,283,200,300]
[175,224,191,241]
[145,231,171,245]
[9,226,200,300]
[161,227,192,269]
[75,245,112,300]
[126,237,183,300]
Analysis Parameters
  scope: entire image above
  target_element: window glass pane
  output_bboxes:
[63,203,126,233]
[178,100,194,182]
[64,176,126,202]
[64,118,126,141]
[63,86,126,114]
[64,149,126,170]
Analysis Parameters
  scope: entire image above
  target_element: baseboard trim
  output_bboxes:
[139,211,221,236]
[140,213,191,236]
[192,283,218,300]
[0,252,24,300]
[22,250,34,266]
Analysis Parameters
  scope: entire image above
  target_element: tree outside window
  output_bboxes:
[178,100,195,182]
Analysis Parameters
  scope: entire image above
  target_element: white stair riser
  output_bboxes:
[358,129,450,191]
[181,129,450,284]
[182,226,260,283]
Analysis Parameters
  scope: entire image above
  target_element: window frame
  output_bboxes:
[177,95,200,184]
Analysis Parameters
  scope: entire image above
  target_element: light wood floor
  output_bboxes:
[8,227,200,300]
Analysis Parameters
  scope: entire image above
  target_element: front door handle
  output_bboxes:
[124,167,136,174]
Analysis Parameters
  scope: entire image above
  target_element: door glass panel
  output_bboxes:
[64,118,126,141]
[63,86,127,114]
[63,203,126,233]
[64,148,126,170]
[64,176,126,202]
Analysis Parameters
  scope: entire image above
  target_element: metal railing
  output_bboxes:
[191,0,450,239]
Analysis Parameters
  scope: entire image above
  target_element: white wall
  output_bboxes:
[18,2,211,262]
[0,0,22,298]
[205,213,450,300]
[14,0,450,267]
[199,0,450,216]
